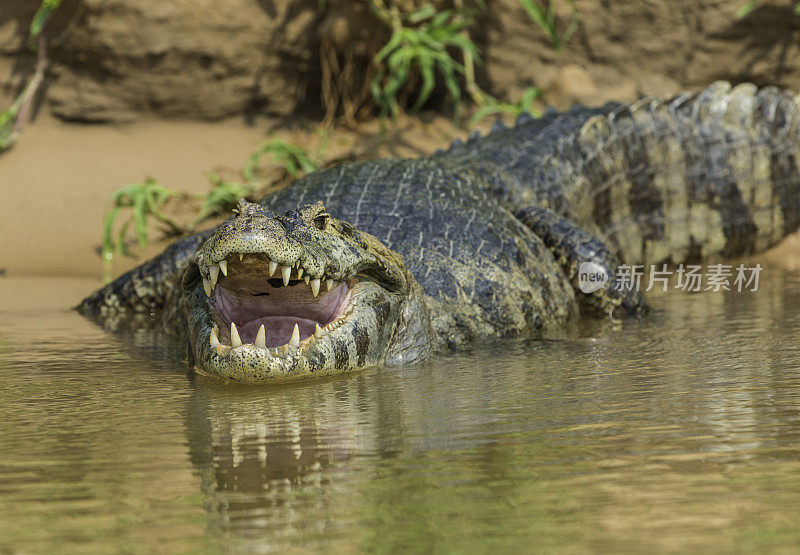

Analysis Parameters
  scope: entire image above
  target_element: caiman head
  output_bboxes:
[182,199,430,383]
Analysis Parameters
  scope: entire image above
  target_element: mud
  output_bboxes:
[3,1,799,122]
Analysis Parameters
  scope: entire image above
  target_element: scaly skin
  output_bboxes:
[80,82,800,383]
[183,200,432,381]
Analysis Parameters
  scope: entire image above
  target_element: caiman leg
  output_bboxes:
[515,206,648,316]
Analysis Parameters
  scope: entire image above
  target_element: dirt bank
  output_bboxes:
[3,1,800,121]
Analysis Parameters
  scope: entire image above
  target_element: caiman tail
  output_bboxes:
[442,81,800,265]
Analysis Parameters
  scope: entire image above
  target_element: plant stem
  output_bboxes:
[369,0,400,30]
[12,31,48,140]
[453,0,489,107]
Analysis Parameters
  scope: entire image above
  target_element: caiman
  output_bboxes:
[79,82,800,383]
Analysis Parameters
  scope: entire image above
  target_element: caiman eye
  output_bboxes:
[313,212,330,230]
[339,221,355,236]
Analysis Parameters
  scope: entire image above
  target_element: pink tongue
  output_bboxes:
[240,317,318,348]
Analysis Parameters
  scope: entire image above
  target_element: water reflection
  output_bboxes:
[184,376,374,547]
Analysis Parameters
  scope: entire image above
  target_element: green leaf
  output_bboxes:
[412,57,436,113]
[408,4,437,23]
[430,9,453,28]
[518,0,547,27]
[517,0,578,51]
[519,86,542,111]
[243,138,319,181]
[116,219,132,257]
[736,0,760,18]
[132,190,148,249]
[101,177,182,261]
[30,0,61,42]
[102,206,121,261]
[468,104,504,127]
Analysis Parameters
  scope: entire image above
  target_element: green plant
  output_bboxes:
[194,173,256,224]
[367,2,560,124]
[468,86,542,127]
[517,0,579,52]
[243,137,321,181]
[101,136,324,263]
[370,3,478,118]
[0,0,60,151]
[0,98,23,151]
[101,178,183,261]
[30,0,61,41]
[737,0,800,17]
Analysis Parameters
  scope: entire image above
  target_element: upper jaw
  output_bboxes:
[194,248,343,299]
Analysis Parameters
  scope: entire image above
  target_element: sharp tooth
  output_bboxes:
[238,253,243,261]
[203,278,212,297]
[272,348,279,356]
[231,322,242,348]
[314,323,323,338]
[209,264,219,287]
[304,275,310,285]
[281,265,291,286]
[268,260,278,277]
[297,267,303,278]
[219,259,227,276]
[326,278,334,291]
[255,324,266,349]
[290,323,300,347]
[210,327,220,348]
[311,278,320,297]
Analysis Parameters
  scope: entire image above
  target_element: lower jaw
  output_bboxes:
[192,298,355,382]
[194,325,341,383]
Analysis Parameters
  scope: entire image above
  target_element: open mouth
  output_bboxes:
[200,253,352,356]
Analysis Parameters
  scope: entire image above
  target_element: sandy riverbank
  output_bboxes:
[0,115,266,279]
[0,112,463,281]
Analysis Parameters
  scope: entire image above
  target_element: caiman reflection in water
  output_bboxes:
[184,377,386,547]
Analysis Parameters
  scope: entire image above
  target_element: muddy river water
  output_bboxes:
[1,269,799,552]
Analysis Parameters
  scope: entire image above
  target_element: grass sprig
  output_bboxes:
[101,135,325,265]
[101,178,184,261]
[244,137,321,181]
[517,0,579,52]
[468,86,542,127]
[370,4,478,118]
[0,0,59,152]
